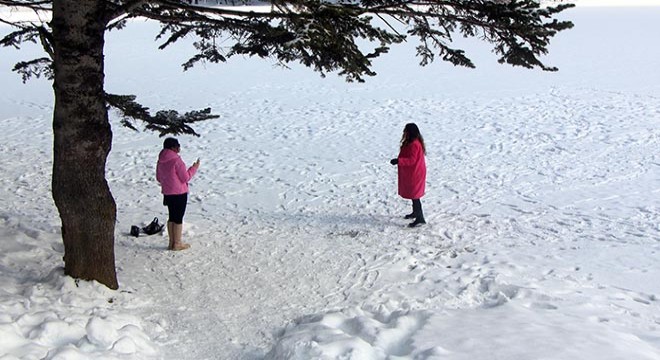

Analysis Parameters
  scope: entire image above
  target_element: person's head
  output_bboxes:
[403,123,421,139]
[401,123,426,154]
[163,137,180,152]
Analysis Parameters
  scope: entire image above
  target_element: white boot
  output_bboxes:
[167,221,175,250]
[171,223,190,251]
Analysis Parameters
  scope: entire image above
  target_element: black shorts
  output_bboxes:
[163,193,188,224]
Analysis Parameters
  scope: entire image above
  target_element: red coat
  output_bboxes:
[397,139,426,199]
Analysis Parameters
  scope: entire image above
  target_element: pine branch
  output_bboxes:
[12,57,52,82]
[36,24,54,58]
[105,93,219,137]
[104,0,149,25]
[0,28,34,48]
[0,0,51,8]
[2,0,575,85]
[147,0,572,79]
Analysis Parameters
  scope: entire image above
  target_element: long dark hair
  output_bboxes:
[400,123,426,154]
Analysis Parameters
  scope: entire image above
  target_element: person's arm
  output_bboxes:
[397,142,421,167]
[188,158,200,178]
[175,158,195,183]
[156,163,162,184]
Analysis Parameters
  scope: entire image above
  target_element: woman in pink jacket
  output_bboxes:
[157,138,200,250]
[390,123,427,227]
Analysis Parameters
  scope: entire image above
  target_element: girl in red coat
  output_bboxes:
[390,123,427,227]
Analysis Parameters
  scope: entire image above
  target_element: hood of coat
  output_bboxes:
[158,149,180,164]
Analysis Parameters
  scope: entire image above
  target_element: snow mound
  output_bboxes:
[0,219,160,359]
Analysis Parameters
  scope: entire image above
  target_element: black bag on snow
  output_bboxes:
[130,217,164,237]
[130,225,140,237]
[142,217,165,235]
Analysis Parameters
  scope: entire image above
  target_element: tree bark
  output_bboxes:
[51,0,118,289]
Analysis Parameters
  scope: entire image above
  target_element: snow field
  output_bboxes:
[1,5,660,360]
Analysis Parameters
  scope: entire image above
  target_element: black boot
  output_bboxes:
[404,200,416,219]
[409,199,426,227]
[409,218,426,227]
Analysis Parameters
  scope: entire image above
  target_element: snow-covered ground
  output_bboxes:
[1,3,660,360]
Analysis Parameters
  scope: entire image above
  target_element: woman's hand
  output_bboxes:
[193,158,201,169]
[390,158,398,165]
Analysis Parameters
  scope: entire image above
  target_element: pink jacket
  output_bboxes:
[397,139,426,199]
[156,149,197,195]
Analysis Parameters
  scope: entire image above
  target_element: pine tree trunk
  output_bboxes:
[51,0,118,289]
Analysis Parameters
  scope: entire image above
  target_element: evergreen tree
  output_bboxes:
[0,0,573,289]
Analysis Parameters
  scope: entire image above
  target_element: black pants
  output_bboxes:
[163,193,188,224]
[412,199,425,220]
